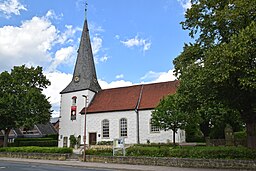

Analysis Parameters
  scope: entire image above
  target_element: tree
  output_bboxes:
[174,0,256,148]
[0,65,51,147]
[151,94,187,145]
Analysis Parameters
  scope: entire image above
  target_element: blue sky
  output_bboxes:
[0,0,191,117]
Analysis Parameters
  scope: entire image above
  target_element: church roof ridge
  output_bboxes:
[100,80,179,91]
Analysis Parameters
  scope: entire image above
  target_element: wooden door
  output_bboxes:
[89,133,97,145]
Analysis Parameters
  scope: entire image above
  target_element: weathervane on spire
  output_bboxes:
[85,0,88,19]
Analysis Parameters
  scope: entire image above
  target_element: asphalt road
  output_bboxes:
[0,161,111,171]
[0,160,249,171]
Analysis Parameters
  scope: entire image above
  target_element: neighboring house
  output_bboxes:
[58,15,186,148]
[50,117,60,133]
[0,122,58,145]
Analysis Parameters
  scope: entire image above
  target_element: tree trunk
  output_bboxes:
[3,129,11,147]
[246,121,256,149]
[173,130,176,145]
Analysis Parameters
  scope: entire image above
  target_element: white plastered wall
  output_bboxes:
[58,90,95,147]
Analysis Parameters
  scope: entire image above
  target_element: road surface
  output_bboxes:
[0,161,109,171]
[0,159,248,171]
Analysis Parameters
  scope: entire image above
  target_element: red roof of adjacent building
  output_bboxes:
[81,80,179,114]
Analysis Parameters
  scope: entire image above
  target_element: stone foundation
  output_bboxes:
[0,152,70,161]
[85,155,256,170]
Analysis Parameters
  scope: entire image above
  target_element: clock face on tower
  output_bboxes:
[74,76,80,82]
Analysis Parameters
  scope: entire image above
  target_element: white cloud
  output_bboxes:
[0,0,27,18]
[46,10,63,20]
[89,23,105,33]
[48,46,76,72]
[140,69,177,83]
[91,36,102,55]
[116,74,124,79]
[115,35,120,40]
[153,69,177,82]
[57,25,81,45]
[177,0,191,10]
[0,14,58,71]
[99,79,133,89]
[120,35,151,52]
[100,55,109,62]
[43,71,72,117]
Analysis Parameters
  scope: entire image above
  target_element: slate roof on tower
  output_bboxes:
[60,18,101,94]
[80,80,179,114]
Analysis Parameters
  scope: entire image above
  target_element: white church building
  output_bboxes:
[58,15,185,148]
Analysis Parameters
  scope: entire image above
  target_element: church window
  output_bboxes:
[71,96,77,120]
[102,119,109,138]
[72,96,77,106]
[120,118,127,137]
[150,119,160,133]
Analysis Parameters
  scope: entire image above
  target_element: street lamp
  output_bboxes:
[82,95,88,162]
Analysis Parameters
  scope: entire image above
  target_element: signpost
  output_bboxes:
[113,138,126,156]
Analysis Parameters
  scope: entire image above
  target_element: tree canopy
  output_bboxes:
[0,65,52,147]
[151,94,187,145]
[174,0,256,148]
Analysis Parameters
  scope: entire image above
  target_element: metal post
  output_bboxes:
[82,95,88,162]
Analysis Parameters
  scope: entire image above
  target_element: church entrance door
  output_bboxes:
[89,133,97,145]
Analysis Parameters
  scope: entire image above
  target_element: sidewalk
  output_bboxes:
[0,157,228,171]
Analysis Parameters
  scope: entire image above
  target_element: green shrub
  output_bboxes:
[125,146,256,160]
[45,134,58,140]
[134,143,174,148]
[17,140,58,147]
[12,137,58,147]
[97,141,113,145]
[126,146,171,157]
[0,147,72,153]
[69,135,77,148]
[14,138,53,142]
[86,148,112,156]
[169,146,256,160]
[234,131,247,140]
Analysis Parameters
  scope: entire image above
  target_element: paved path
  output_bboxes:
[0,157,247,171]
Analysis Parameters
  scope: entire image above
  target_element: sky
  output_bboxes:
[0,0,192,117]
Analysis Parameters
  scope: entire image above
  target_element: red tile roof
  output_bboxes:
[80,80,179,114]
[138,80,179,110]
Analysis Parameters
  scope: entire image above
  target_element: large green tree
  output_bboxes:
[174,0,256,148]
[151,94,187,145]
[0,65,51,147]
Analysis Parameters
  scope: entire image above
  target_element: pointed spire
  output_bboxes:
[85,0,88,19]
[60,4,101,94]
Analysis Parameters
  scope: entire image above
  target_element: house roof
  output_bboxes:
[36,122,58,135]
[81,80,179,114]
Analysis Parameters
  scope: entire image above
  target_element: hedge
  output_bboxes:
[14,138,53,142]
[86,148,112,156]
[11,137,58,147]
[0,146,72,154]
[126,146,256,160]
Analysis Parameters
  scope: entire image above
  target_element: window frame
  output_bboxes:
[120,118,128,137]
[150,119,160,133]
[102,119,110,138]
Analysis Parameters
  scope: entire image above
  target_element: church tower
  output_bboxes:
[58,10,101,147]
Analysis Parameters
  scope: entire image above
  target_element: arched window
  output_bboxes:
[150,119,160,133]
[102,119,109,138]
[120,118,127,137]
[72,96,77,106]
[71,96,77,120]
